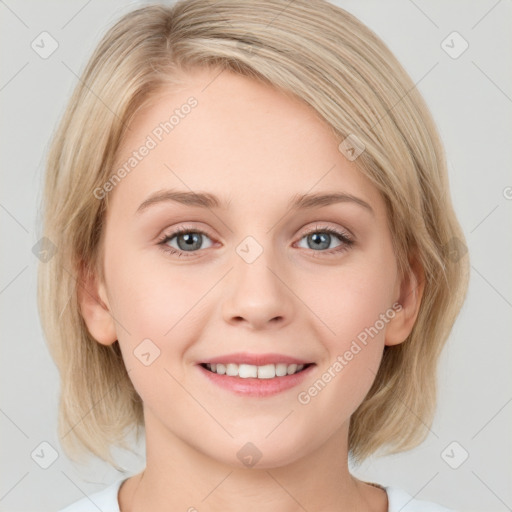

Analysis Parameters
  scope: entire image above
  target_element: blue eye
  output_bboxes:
[158,226,213,257]
[295,226,353,255]
[157,224,354,258]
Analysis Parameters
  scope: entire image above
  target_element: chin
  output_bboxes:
[210,434,312,470]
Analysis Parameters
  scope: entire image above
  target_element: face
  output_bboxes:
[83,66,420,470]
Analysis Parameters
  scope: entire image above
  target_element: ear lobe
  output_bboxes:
[385,253,425,347]
[77,264,117,346]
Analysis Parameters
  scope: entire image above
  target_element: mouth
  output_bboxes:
[197,355,316,397]
[200,362,314,378]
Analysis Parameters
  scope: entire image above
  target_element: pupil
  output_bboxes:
[179,233,201,250]
[310,233,329,250]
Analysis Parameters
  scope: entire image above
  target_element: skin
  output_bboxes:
[79,66,424,512]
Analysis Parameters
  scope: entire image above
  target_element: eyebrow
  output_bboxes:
[135,189,374,216]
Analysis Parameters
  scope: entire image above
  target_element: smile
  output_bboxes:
[197,354,316,397]
[201,362,312,378]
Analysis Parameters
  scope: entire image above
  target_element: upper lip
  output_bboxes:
[199,352,313,366]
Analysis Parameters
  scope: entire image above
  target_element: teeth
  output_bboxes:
[205,362,307,378]
[257,364,275,379]
[287,364,297,375]
[275,363,288,376]
[239,364,258,378]
[226,363,238,376]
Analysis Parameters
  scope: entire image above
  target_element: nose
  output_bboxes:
[221,243,294,331]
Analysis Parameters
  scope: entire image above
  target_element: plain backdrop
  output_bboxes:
[1,1,511,511]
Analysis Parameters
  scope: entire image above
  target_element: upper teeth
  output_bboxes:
[205,363,305,379]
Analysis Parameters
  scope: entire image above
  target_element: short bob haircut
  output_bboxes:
[38,0,469,471]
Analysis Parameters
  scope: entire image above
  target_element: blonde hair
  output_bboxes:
[38,0,469,470]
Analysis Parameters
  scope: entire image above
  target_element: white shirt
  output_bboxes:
[58,478,456,511]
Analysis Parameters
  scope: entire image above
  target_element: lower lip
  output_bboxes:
[197,364,315,397]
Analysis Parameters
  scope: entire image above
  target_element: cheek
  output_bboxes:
[307,253,396,345]
[295,269,392,426]
[105,247,219,382]
[307,251,397,408]
[107,245,204,335]
[108,256,170,335]
[105,251,200,401]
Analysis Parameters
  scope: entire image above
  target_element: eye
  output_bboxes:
[157,224,354,258]
[157,226,214,257]
[295,224,354,257]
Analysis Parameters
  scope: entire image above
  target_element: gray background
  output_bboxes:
[1,0,511,510]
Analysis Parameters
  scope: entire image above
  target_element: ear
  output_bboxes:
[77,263,117,346]
[385,252,425,346]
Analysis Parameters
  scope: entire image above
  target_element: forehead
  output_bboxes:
[108,67,384,217]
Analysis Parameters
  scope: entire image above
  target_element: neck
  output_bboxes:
[120,411,387,512]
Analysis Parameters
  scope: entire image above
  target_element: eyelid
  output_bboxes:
[157,224,214,243]
[157,222,353,243]
[157,221,355,258]
[300,223,353,241]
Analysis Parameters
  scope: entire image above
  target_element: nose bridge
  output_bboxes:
[233,232,282,296]
[222,232,293,328]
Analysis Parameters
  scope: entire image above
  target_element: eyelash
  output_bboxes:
[157,224,354,259]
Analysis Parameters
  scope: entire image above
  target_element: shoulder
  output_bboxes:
[385,485,456,512]
[57,478,126,512]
